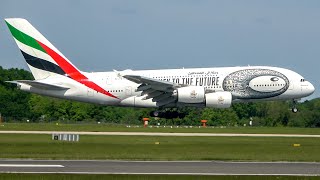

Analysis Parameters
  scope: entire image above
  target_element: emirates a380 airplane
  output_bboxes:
[5,18,315,118]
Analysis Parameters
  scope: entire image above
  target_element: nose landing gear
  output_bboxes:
[291,100,298,113]
[292,107,298,113]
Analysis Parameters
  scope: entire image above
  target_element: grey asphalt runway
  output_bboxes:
[0,160,319,175]
[0,131,320,137]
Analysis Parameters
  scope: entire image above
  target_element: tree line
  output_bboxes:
[0,66,319,127]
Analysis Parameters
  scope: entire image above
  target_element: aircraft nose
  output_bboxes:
[305,81,315,96]
[309,82,315,94]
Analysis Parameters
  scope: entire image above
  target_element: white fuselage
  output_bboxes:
[19,66,315,108]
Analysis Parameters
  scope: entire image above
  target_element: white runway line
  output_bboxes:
[0,164,64,167]
[1,172,319,176]
[0,131,320,137]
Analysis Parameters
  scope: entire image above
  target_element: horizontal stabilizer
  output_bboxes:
[6,80,69,90]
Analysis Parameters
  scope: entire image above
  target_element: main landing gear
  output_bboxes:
[150,109,186,119]
[291,100,298,113]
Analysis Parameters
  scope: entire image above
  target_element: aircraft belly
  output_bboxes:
[120,96,158,108]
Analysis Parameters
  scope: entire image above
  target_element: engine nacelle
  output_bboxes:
[17,83,31,91]
[205,92,232,108]
[177,86,205,103]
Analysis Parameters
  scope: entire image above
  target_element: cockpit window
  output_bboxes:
[300,79,305,82]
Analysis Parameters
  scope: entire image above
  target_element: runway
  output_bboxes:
[0,160,319,176]
[0,131,320,137]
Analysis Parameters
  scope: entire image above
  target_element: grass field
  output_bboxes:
[0,174,318,180]
[1,123,320,134]
[0,134,319,161]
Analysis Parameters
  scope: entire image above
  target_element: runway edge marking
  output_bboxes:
[0,131,320,137]
[0,164,64,167]
[0,172,319,176]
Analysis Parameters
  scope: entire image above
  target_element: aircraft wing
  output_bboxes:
[123,75,179,91]
[6,80,69,90]
[123,75,183,107]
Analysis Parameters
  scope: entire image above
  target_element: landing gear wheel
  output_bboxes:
[150,109,185,119]
[291,99,298,113]
[292,108,298,113]
[152,111,160,117]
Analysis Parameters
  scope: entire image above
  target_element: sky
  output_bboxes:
[0,0,319,99]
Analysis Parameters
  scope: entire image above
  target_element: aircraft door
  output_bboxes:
[288,81,294,90]
[106,75,113,85]
[125,86,132,96]
[87,88,94,97]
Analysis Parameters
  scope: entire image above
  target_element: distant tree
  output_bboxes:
[0,67,33,120]
[201,108,239,126]
[232,102,257,120]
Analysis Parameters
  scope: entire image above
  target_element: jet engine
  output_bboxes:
[205,91,232,108]
[177,86,205,103]
[176,87,232,108]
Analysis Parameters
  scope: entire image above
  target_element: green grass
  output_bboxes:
[0,134,319,161]
[1,123,320,134]
[0,174,318,180]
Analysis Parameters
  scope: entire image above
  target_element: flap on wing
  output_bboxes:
[6,80,69,90]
